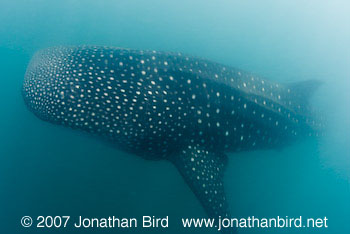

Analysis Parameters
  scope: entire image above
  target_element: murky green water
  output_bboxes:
[1,1,349,233]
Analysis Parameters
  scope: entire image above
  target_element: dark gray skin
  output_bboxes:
[23,46,321,233]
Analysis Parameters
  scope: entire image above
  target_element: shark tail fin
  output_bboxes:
[286,79,323,110]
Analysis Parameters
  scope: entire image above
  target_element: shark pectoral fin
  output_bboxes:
[170,145,232,224]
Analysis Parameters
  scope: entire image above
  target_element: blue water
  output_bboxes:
[1,1,349,233]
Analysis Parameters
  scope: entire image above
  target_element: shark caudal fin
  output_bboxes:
[170,145,236,234]
[286,79,323,110]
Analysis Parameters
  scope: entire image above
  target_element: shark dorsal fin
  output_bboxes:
[286,79,322,108]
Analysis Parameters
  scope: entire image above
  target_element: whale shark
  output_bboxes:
[22,46,322,233]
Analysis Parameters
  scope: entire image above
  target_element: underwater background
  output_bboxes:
[0,0,349,233]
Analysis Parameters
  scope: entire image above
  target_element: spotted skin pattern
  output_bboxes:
[22,46,321,233]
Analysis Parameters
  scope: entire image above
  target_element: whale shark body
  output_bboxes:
[22,46,321,233]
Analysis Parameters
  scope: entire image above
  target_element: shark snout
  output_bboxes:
[22,48,69,121]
